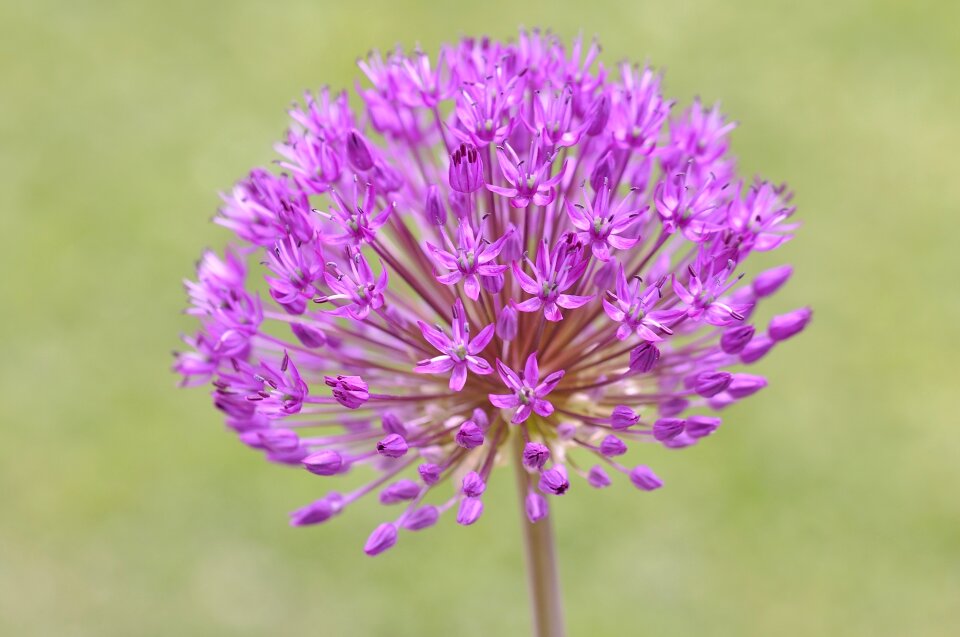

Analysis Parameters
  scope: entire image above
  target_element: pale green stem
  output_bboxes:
[512,433,566,637]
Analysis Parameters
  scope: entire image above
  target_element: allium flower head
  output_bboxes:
[176,29,809,555]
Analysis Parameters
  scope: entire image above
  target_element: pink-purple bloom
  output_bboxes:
[176,30,809,555]
[414,299,494,390]
[489,354,564,424]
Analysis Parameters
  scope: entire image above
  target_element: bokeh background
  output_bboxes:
[2,0,958,635]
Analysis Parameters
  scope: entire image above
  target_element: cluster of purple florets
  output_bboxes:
[176,30,809,555]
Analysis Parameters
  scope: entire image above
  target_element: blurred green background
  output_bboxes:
[2,0,958,635]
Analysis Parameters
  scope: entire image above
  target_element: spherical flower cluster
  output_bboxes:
[175,30,810,556]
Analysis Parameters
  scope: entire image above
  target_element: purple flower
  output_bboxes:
[610,64,671,154]
[566,181,644,261]
[314,250,387,320]
[654,166,725,241]
[427,221,510,300]
[513,236,593,322]
[489,354,564,424]
[318,180,393,246]
[603,265,684,341]
[324,374,369,409]
[488,138,569,208]
[177,31,807,556]
[414,299,494,391]
[673,257,752,326]
[244,353,308,417]
[663,98,736,182]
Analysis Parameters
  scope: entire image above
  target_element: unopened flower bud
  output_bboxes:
[587,465,612,488]
[629,465,664,491]
[303,449,344,476]
[449,142,483,193]
[593,259,617,289]
[496,306,518,341]
[740,335,774,364]
[402,505,439,531]
[480,272,505,293]
[418,462,441,485]
[753,265,793,297]
[525,492,548,522]
[659,397,689,417]
[768,307,812,341]
[694,371,733,397]
[363,522,398,556]
[425,184,447,226]
[381,412,408,436]
[599,435,628,457]
[585,93,610,136]
[471,408,489,431]
[291,322,327,348]
[456,497,484,525]
[653,418,686,441]
[379,479,421,504]
[461,471,486,497]
[289,493,343,527]
[610,405,639,430]
[500,224,523,261]
[539,466,570,495]
[522,442,550,470]
[455,421,485,449]
[720,324,755,354]
[258,428,300,453]
[590,150,616,191]
[726,374,767,399]
[376,433,408,458]
[346,128,375,171]
[629,343,660,373]
[686,415,721,438]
